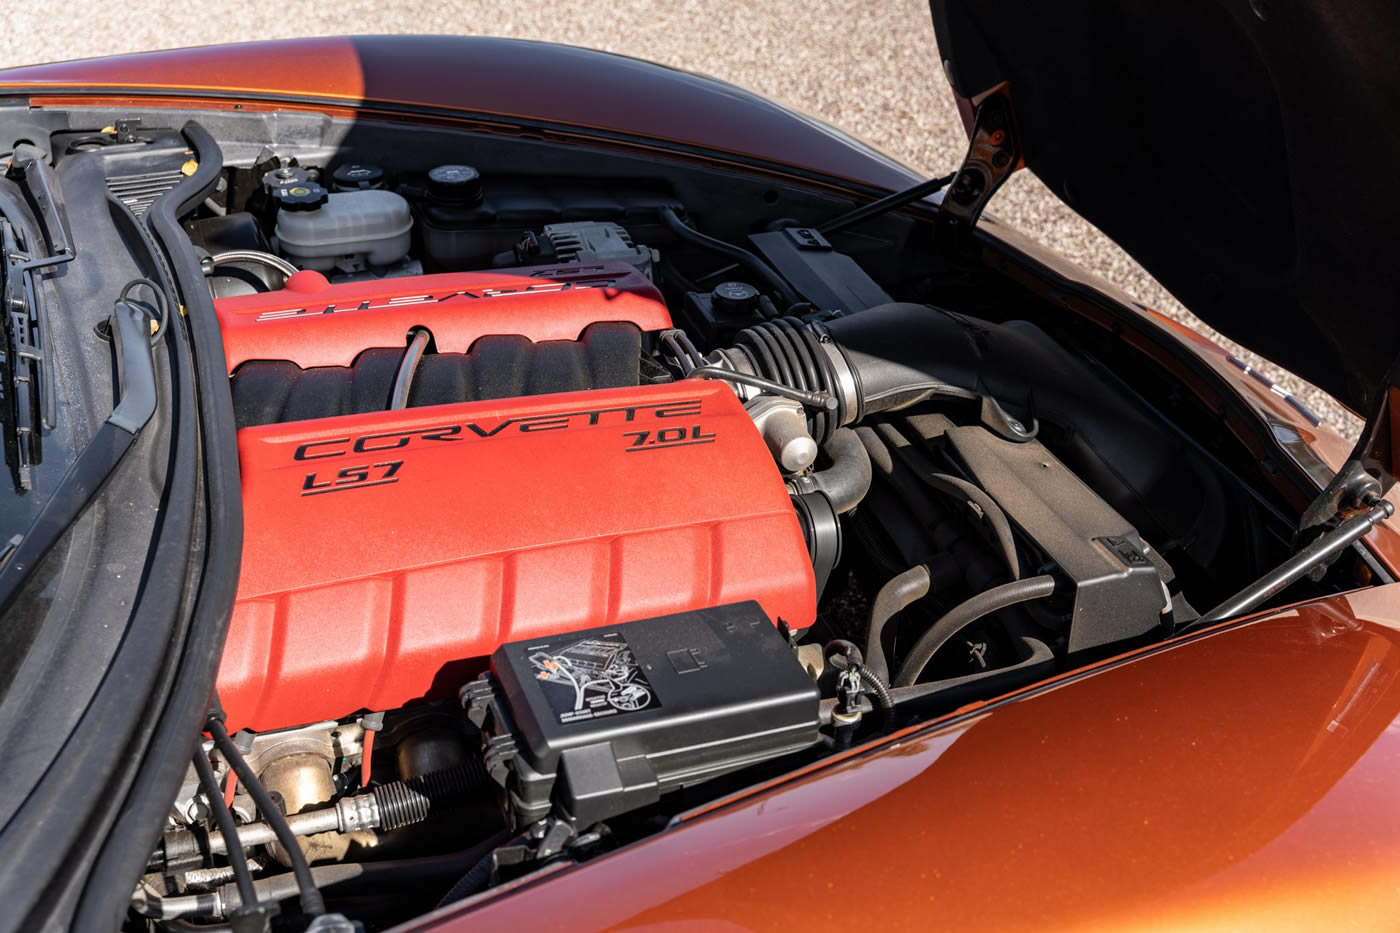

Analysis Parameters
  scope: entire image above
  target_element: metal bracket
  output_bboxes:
[1298,383,1397,541]
[935,87,1021,246]
[979,394,1037,443]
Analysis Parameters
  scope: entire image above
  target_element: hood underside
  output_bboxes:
[930,0,1400,419]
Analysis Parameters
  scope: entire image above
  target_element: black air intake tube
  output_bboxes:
[711,304,1222,569]
[725,317,849,445]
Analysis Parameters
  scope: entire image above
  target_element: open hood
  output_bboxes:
[929,1,1400,429]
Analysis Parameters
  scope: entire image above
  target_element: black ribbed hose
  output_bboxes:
[373,762,486,831]
[732,317,846,444]
[894,575,1057,687]
[824,639,893,715]
[854,664,894,710]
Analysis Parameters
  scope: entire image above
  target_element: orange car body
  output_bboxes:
[11,37,1398,930]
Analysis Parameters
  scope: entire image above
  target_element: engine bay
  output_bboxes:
[32,112,1367,930]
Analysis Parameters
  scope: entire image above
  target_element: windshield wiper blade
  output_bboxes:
[0,288,160,608]
[0,220,44,492]
[0,146,78,493]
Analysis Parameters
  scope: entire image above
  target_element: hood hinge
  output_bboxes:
[935,86,1021,246]
[1298,384,1398,542]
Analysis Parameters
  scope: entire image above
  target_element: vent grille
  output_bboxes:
[106,170,186,217]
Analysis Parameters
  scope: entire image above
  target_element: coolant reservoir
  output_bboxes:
[275,189,412,272]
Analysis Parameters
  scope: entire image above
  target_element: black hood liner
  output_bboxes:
[931,0,1400,416]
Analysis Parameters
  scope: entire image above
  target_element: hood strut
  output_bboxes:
[1198,499,1394,627]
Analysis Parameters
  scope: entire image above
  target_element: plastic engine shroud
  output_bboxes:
[214,266,815,732]
[214,260,674,372]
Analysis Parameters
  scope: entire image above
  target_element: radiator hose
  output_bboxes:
[863,565,932,685]
[893,575,1057,687]
[791,428,870,514]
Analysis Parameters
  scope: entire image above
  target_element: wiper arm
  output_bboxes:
[0,146,77,492]
[8,143,76,265]
[0,220,43,491]
[0,284,162,610]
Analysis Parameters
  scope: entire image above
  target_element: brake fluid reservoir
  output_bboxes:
[275,189,412,272]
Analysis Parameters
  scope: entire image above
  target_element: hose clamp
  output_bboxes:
[810,323,859,425]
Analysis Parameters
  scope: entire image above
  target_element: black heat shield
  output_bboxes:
[928,0,1400,499]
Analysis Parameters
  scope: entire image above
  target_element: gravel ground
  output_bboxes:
[4,0,1361,437]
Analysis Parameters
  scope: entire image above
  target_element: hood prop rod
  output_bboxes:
[1194,499,1393,627]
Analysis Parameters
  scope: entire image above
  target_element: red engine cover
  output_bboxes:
[220,381,816,732]
[215,261,673,371]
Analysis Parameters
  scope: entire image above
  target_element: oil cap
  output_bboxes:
[427,164,483,205]
[272,181,329,212]
[331,162,385,192]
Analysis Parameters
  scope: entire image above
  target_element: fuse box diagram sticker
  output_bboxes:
[528,633,659,724]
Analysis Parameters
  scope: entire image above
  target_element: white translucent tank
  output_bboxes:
[275,190,412,272]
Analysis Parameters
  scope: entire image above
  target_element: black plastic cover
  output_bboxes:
[945,426,1172,654]
[465,602,820,828]
[748,227,891,313]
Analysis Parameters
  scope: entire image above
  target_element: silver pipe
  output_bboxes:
[207,249,299,280]
[181,857,268,891]
[130,883,223,920]
[204,794,379,856]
